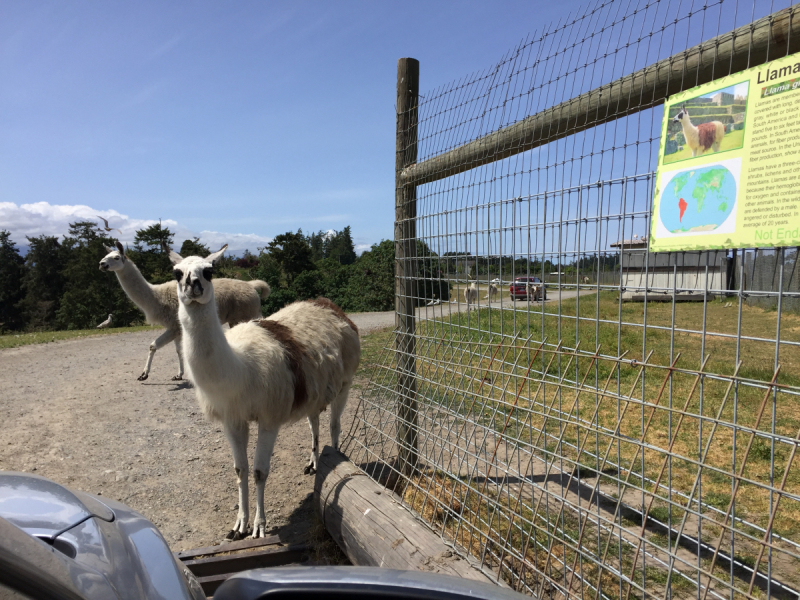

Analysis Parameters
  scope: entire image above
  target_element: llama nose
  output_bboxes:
[185,275,203,297]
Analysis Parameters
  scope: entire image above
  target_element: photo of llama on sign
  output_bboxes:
[663,81,749,165]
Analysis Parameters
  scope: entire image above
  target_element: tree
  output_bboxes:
[19,235,66,330]
[326,226,357,265]
[128,222,175,283]
[234,249,259,269]
[307,230,328,262]
[179,237,210,258]
[417,240,450,304]
[291,270,324,301]
[343,240,394,312]
[0,231,25,331]
[267,231,315,286]
[315,258,352,307]
[135,221,174,250]
[253,252,282,289]
[56,221,139,330]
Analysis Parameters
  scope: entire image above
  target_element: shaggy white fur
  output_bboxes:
[485,283,499,302]
[173,245,360,539]
[673,106,725,157]
[99,241,270,381]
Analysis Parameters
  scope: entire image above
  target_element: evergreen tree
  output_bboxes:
[307,230,327,262]
[20,235,66,330]
[179,237,210,258]
[56,221,139,330]
[326,226,356,265]
[128,222,175,283]
[267,230,315,285]
[0,231,25,331]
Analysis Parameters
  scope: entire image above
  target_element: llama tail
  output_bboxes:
[248,280,271,299]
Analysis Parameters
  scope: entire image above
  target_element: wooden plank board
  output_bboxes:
[313,447,505,587]
[182,544,311,578]
[196,574,229,597]
[175,533,283,561]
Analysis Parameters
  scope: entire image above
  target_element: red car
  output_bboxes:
[509,276,547,301]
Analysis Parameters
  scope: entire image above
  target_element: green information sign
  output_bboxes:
[651,53,800,251]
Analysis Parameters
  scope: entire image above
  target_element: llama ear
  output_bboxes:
[206,244,228,265]
[162,241,184,265]
[114,241,126,258]
[104,244,115,253]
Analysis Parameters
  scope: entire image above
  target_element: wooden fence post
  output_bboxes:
[395,58,419,478]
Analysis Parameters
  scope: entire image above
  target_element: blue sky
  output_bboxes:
[1,0,585,254]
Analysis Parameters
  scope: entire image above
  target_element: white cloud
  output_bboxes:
[0,202,272,255]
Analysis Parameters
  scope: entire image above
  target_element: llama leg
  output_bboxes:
[224,421,250,540]
[172,337,184,381]
[304,414,320,475]
[252,426,279,539]
[138,329,177,381]
[329,384,352,452]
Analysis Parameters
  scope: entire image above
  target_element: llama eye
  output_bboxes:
[174,269,183,281]
[203,268,213,281]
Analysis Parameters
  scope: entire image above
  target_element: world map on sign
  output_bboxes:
[659,165,737,233]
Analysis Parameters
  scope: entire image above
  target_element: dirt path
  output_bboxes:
[0,312,394,556]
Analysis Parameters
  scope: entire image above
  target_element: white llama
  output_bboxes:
[172,245,360,539]
[464,282,478,308]
[673,105,725,157]
[526,283,541,302]
[485,283,499,303]
[99,241,270,381]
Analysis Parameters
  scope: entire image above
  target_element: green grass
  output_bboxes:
[355,291,800,591]
[0,326,160,350]
[663,128,745,164]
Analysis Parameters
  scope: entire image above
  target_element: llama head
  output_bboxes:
[672,105,688,124]
[99,241,127,272]
[173,244,228,306]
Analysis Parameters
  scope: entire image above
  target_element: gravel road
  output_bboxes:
[0,311,394,555]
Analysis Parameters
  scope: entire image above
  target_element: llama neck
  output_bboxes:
[680,115,696,135]
[115,260,159,310]
[179,295,243,381]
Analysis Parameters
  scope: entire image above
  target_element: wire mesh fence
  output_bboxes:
[344,1,800,598]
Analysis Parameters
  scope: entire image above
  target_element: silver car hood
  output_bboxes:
[0,472,202,600]
[0,472,114,540]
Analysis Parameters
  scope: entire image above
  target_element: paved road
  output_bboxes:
[416,288,597,322]
[347,311,395,334]
[344,290,597,331]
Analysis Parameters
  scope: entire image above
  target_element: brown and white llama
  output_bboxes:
[172,245,360,539]
[672,105,725,157]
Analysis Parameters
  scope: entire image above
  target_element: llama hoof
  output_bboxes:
[252,522,267,539]
[303,464,316,475]
[171,375,183,381]
[225,529,246,541]
[137,372,149,381]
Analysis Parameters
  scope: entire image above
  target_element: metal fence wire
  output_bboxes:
[342,1,800,598]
